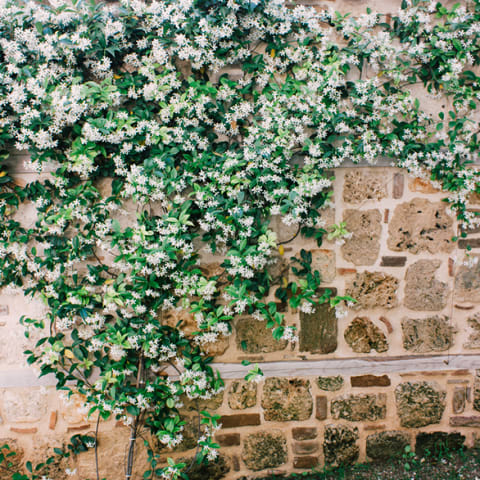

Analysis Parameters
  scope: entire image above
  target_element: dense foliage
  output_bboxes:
[0,0,480,478]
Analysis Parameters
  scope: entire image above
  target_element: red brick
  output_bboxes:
[393,173,404,199]
[10,427,37,434]
[351,375,391,387]
[67,424,90,432]
[292,427,317,441]
[315,396,327,420]
[364,424,386,431]
[220,414,261,428]
[293,441,318,455]
[379,316,393,334]
[49,411,57,430]
[450,416,480,427]
[293,456,319,469]
[337,268,357,275]
[216,433,240,446]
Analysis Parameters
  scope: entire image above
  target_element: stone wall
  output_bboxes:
[2,162,480,479]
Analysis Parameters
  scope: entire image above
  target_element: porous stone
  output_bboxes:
[343,171,387,204]
[341,209,381,265]
[242,431,287,471]
[345,272,399,310]
[331,393,387,421]
[0,439,24,480]
[299,301,337,354]
[323,424,359,466]
[235,318,287,353]
[3,388,48,422]
[262,378,313,422]
[292,427,317,441]
[401,316,454,353]
[179,455,230,480]
[317,376,344,391]
[310,249,336,283]
[395,382,446,428]
[344,317,388,353]
[465,313,480,349]
[228,380,257,410]
[455,255,480,303]
[366,431,410,460]
[270,215,302,244]
[388,198,454,254]
[183,391,224,412]
[453,387,466,414]
[404,260,449,311]
[157,416,198,451]
[415,432,465,457]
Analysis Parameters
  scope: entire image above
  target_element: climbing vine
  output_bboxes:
[0,0,480,478]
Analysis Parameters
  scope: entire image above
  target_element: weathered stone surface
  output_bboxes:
[293,456,319,469]
[316,396,327,420]
[317,376,344,391]
[409,177,440,193]
[267,253,289,286]
[61,393,93,425]
[345,272,399,310]
[401,316,454,353]
[455,255,480,303]
[343,171,387,204]
[388,198,454,254]
[228,380,257,410]
[331,393,386,421]
[395,382,446,428]
[292,427,317,441]
[242,431,287,471]
[465,313,480,349]
[310,249,336,283]
[270,215,302,244]
[0,438,23,480]
[404,260,449,311]
[183,391,224,412]
[323,424,359,466]
[262,378,313,422]
[216,433,240,447]
[351,375,390,387]
[366,431,410,460]
[341,210,381,265]
[3,388,48,422]
[344,317,388,353]
[235,318,287,353]
[293,441,318,455]
[415,432,465,457]
[299,303,337,354]
[220,414,261,429]
[180,455,230,480]
[453,387,466,414]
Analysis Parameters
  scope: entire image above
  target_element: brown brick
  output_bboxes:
[380,256,407,267]
[379,316,393,334]
[0,305,8,315]
[315,396,327,420]
[292,427,317,441]
[215,433,240,446]
[459,238,480,249]
[351,375,391,387]
[293,456,319,469]
[220,414,261,428]
[393,173,404,199]
[67,424,90,432]
[449,257,455,276]
[385,13,392,25]
[450,416,480,427]
[231,454,240,471]
[337,268,357,275]
[293,441,318,455]
[453,370,471,376]
[364,424,386,431]
[447,380,469,384]
[10,427,37,434]
[384,209,389,223]
[49,411,57,430]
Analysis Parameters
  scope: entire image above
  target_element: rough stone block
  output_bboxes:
[292,427,317,441]
[415,432,465,457]
[293,441,318,455]
[341,210,382,265]
[453,387,466,414]
[228,380,257,410]
[299,302,337,354]
[0,438,23,476]
[293,456,319,469]
[317,376,343,391]
[183,391,224,412]
[388,198,454,254]
[343,171,387,204]
[351,375,390,387]
[465,313,480,349]
[3,388,48,422]
[220,414,261,429]
[316,396,327,420]
[242,431,287,471]
[455,254,480,303]
[331,393,386,422]
[409,177,440,193]
[216,433,240,447]
[310,249,336,283]
[344,317,388,353]
[404,260,449,311]
[401,316,454,353]
[235,318,287,354]
[345,271,399,310]
[395,382,446,428]
[323,424,359,466]
[380,256,406,267]
[262,378,313,422]
[366,431,410,460]
[177,455,229,480]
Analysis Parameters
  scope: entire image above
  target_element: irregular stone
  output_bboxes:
[345,271,399,310]
[183,391,224,412]
[404,260,449,311]
[0,438,24,480]
[331,393,386,421]
[220,414,261,429]
[341,209,381,265]
[415,432,465,457]
[235,318,287,354]
[317,376,344,391]
[455,255,480,303]
[262,378,313,422]
[293,456,319,469]
[344,317,388,353]
[401,316,454,353]
[270,215,301,244]
[3,388,48,422]
[316,396,327,420]
[395,382,446,428]
[310,249,336,283]
[351,375,390,387]
[228,381,257,410]
[409,177,440,193]
[156,416,198,452]
[292,427,317,441]
[179,455,229,480]
[242,431,287,471]
[266,253,289,285]
[299,302,337,354]
[388,198,454,254]
[366,431,410,460]
[323,424,359,466]
[452,387,466,414]
[343,171,387,204]
[465,313,480,349]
